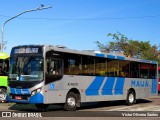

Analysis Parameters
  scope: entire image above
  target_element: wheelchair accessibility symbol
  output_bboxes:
[50,83,54,90]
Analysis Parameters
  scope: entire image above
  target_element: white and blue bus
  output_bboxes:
[7,45,158,111]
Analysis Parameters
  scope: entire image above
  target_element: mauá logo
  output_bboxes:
[131,80,149,87]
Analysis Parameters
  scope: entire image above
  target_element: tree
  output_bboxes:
[96,32,128,53]
[96,32,160,64]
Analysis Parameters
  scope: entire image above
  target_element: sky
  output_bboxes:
[0,0,160,55]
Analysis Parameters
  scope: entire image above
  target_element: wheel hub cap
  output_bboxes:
[0,93,6,101]
[67,97,76,108]
[129,94,134,103]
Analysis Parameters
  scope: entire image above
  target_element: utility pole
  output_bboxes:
[1,5,52,52]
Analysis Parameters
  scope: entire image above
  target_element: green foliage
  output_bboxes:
[96,32,160,64]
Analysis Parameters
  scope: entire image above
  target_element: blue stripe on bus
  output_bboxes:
[107,55,115,59]
[140,60,151,63]
[29,93,44,103]
[10,88,30,95]
[95,53,105,57]
[114,77,125,95]
[102,77,116,95]
[151,79,157,94]
[152,61,157,64]
[117,56,125,60]
[10,88,15,94]
[85,76,105,96]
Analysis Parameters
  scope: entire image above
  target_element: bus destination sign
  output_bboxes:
[14,47,39,54]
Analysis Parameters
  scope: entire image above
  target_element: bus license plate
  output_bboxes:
[15,96,22,100]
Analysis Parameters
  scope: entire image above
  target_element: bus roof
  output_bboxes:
[0,52,9,59]
[12,44,157,64]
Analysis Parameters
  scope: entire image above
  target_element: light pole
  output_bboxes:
[1,5,52,52]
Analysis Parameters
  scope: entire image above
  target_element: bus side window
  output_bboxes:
[47,59,62,75]
[46,58,63,84]
[149,64,156,79]
[50,61,55,75]
[130,62,140,78]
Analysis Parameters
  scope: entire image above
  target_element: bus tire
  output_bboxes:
[0,88,7,103]
[126,90,136,105]
[63,92,78,111]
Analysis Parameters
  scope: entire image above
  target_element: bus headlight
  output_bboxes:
[31,88,42,96]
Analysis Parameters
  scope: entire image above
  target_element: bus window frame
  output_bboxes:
[45,50,64,84]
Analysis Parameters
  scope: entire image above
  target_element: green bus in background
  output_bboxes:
[0,52,9,102]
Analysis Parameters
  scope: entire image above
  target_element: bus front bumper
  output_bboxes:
[7,93,44,104]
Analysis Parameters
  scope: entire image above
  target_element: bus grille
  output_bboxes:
[9,94,30,101]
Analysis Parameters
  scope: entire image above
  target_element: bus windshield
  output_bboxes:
[0,59,4,76]
[9,56,43,81]
[0,59,9,76]
[0,52,9,76]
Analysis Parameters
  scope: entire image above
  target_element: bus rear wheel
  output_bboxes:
[126,90,136,105]
[63,92,78,111]
[0,88,7,103]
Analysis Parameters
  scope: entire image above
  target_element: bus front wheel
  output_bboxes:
[63,92,78,111]
[0,88,7,103]
[126,90,136,105]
